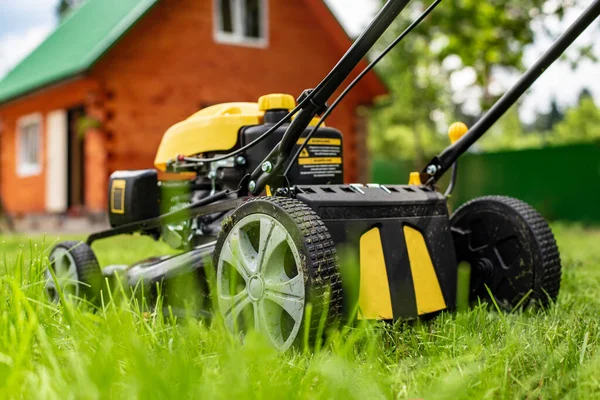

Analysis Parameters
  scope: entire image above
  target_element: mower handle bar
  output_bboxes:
[250,0,600,195]
[249,0,411,194]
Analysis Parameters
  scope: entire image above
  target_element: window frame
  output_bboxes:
[213,0,269,48]
[16,113,43,177]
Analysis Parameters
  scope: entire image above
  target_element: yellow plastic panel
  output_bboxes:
[403,226,447,315]
[358,227,393,320]
[154,102,263,170]
[110,179,126,214]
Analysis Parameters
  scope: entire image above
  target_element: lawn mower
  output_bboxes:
[45,0,600,351]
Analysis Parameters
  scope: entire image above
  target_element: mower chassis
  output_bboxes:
[43,0,599,349]
[99,242,217,319]
[87,196,244,245]
[116,241,216,288]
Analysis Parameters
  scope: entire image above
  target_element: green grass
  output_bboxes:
[0,224,599,399]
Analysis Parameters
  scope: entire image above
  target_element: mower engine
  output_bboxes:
[107,94,344,249]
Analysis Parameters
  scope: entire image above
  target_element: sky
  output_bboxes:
[0,0,598,122]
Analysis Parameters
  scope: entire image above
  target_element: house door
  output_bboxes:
[67,106,85,212]
[45,106,86,213]
[46,110,68,213]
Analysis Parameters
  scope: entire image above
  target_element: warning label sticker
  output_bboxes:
[296,138,342,146]
[298,157,342,165]
[295,137,343,180]
[299,148,310,158]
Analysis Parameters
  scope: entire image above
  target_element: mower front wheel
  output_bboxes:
[450,196,561,310]
[213,197,342,351]
[45,241,104,305]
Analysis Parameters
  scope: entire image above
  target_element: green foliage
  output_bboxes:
[478,105,545,151]
[374,85,600,155]
[476,90,600,151]
[526,98,565,133]
[76,116,102,140]
[428,0,558,110]
[0,225,599,398]
[369,0,568,162]
[368,0,596,161]
[551,95,600,144]
[369,101,447,164]
[369,2,453,164]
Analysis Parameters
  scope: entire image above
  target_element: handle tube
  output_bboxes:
[250,0,412,194]
[310,0,411,106]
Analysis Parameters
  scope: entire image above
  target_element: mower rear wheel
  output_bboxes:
[450,196,561,310]
[45,241,104,305]
[213,197,342,351]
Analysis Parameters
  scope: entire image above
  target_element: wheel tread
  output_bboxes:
[453,196,561,306]
[50,241,103,304]
[216,196,343,344]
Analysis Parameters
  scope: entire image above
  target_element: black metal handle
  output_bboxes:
[249,0,412,195]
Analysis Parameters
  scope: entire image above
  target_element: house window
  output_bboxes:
[17,114,42,177]
[214,0,268,47]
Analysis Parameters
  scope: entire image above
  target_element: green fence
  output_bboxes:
[371,142,600,223]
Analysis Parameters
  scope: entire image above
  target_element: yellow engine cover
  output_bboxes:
[154,102,264,171]
[153,94,327,171]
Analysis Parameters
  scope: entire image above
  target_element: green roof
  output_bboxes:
[0,0,158,104]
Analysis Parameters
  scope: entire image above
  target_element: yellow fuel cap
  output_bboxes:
[258,93,296,111]
[408,172,422,185]
[448,122,469,144]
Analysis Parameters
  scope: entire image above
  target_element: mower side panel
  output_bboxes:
[359,227,394,319]
[296,185,457,320]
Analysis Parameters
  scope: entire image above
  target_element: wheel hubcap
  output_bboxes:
[475,258,494,277]
[216,214,305,351]
[248,276,265,301]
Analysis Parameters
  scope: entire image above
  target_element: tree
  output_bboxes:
[369,0,575,161]
[369,17,450,165]
[551,94,600,144]
[427,0,577,111]
[527,98,565,133]
[578,87,594,103]
[478,104,546,151]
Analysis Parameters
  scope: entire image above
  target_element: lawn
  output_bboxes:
[0,223,599,399]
